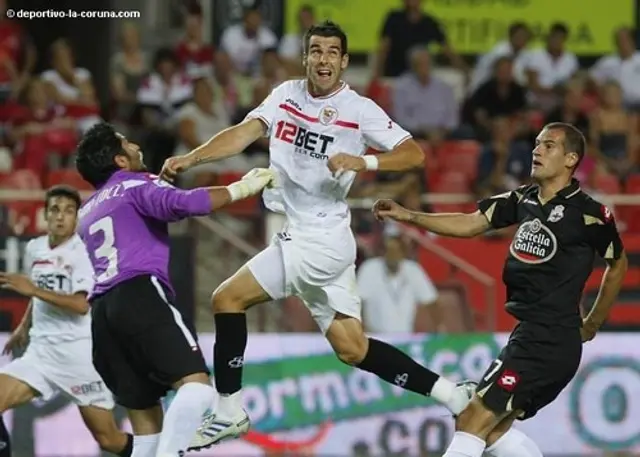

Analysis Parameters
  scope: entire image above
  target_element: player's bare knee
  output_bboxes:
[211,283,246,313]
[173,372,210,390]
[93,429,124,452]
[455,396,504,437]
[333,334,368,365]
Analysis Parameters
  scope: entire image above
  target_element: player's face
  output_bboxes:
[531,128,578,180]
[115,133,147,172]
[46,196,78,238]
[304,35,348,95]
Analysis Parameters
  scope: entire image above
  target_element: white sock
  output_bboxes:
[485,428,543,457]
[155,382,215,456]
[430,377,456,403]
[131,433,159,457]
[443,431,486,457]
[216,390,244,421]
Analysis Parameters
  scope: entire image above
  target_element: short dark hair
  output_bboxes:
[508,22,530,38]
[153,47,178,69]
[304,20,348,55]
[543,122,586,169]
[76,122,124,188]
[549,22,569,37]
[45,185,81,211]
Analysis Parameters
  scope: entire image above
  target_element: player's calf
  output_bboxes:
[79,405,133,456]
[325,315,473,415]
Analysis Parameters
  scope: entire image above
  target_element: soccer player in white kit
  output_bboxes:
[162,21,473,450]
[0,186,133,456]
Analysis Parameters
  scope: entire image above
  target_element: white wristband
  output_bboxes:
[363,155,379,171]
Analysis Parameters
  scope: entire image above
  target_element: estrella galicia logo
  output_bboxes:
[570,357,640,450]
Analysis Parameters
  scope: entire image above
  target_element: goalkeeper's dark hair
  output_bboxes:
[75,122,124,188]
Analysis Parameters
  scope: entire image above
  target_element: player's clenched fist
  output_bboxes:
[160,155,196,182]
[328,153,365,178]
[372,199,412,222]
[226,168,277,202]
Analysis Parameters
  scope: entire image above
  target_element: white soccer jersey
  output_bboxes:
[24,234,95,343]
[246,79,412,228]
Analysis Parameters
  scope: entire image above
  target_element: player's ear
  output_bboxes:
[565,151,579,169]
[114,154,129,170]
[302,53,308,68]
[340,53,349,70]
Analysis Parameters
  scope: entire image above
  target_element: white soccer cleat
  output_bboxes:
[187,410,251,452]
[450,380,477,417]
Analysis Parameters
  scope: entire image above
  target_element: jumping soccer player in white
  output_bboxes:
[162,20,473,451]
[0,186,133,457]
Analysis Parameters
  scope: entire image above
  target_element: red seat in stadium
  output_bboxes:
[45,169,93,190]
[432,171,470,193]
[436,141,481,180]
[6,200,45,235]
[620,175,640,232]
[216,172,259,216]
[0,169,42,189]
[593,172,621,194]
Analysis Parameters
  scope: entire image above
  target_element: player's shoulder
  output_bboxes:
[487,184,533,202]
[357,257,384,275]
[25,235,48,254]
[578,192,615,224]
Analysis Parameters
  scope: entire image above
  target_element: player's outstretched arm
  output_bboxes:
[374,138,424,171]
[373,199,490,238]
[160,119,266,182]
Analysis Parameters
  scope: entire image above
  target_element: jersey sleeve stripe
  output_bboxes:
[246,114,271,128]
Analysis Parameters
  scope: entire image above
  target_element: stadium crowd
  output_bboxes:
[0,0,637,331]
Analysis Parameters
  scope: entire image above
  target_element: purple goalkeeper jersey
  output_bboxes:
[77,170,212,298]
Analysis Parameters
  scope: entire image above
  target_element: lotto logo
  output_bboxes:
[497,370,520,392]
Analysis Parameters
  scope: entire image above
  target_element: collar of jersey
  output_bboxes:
[305,80,347,100]
[532,178,581,201]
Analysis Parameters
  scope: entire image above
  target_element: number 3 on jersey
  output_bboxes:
[89,216,119,282]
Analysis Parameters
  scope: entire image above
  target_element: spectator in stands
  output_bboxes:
[136,48,192,173]
[110,22,150,131]
[175,2,215,79]
[375,0,465,78]
[357,234,441,333]
[590,27,640,111]
[0,0,36,101]
[545,81,590,136]
[174,77,239,186]
[252,48,287,108]
[41,39,97,108]
[278,4,315,75]
[523,23,579,109]
[391,48,458,145]
[220,6,277,76]
[9,78,78,177]
[589,81,639,178]
[463,56,527,140]
[468,22,531,94]
[476,117,532,194]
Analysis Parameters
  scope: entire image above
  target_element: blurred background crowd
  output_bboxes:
[0,0,638,336]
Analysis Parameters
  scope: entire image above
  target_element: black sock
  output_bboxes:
[0,415,10,457]
[117,433,133,457]
[357,338,440,396]
[214,313,248,394]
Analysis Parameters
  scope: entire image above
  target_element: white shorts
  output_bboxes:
[247,224,361,333]
[0,338,115,409]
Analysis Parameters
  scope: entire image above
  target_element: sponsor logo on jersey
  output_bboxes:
[547,204,565,222]
[602,204,613,222]
[35,273,71,292]
[510,218,558,264]
[319,106,339,125]
[274,120,334,161]
[285,98,302,111]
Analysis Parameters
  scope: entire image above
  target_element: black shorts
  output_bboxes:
[91,275,208,410]
[476,321,582,420]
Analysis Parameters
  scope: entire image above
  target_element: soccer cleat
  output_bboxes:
[451,380,477,417]
[187,410,251,452]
